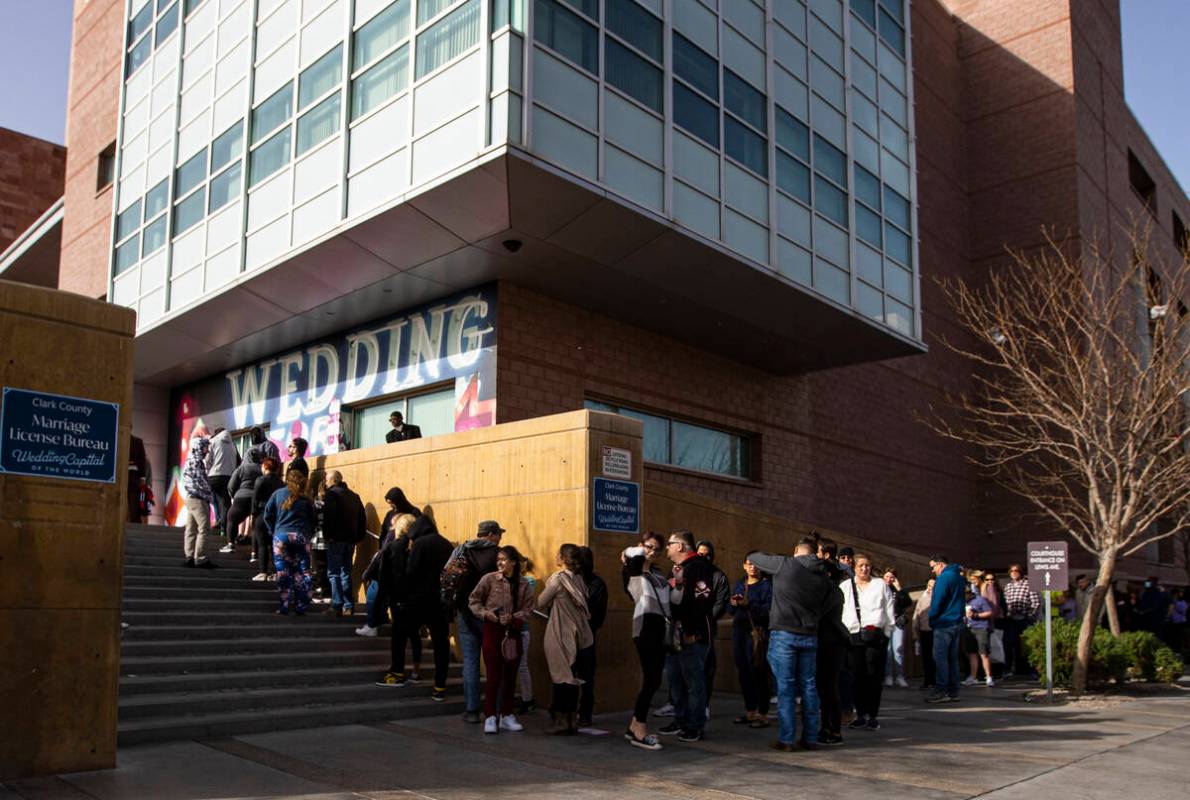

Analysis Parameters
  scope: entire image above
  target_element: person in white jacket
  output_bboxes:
[204,428,239,539]
[840,554,896,730]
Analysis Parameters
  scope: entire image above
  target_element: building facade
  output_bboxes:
[39,0,1190,580]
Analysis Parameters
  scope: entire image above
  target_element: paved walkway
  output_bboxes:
[6,683,1188,800]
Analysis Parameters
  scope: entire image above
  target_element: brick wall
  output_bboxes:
[0,129,65,252]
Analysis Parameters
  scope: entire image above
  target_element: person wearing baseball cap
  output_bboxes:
[449,519,505,722]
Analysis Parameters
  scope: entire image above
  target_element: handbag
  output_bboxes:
[989,629,1006,664]
[849,578,886,647]
[501,630,519,662]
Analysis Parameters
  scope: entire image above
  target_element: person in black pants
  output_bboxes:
[225,448,261,551]
[250,456,284,580]
[576,546,608,728]
[729,558,772,727]
[621,533,669,751]
[815,551,849,746]
[696,541,731,716]
[841,555,896,731]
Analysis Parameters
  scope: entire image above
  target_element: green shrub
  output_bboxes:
[1153,645,1186,683]
[1022,619,1129,688]
[1118,631,1161,681]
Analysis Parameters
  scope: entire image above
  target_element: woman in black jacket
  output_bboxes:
[250,456,284,580]
[224,448,262,552]
[356,486,420,638]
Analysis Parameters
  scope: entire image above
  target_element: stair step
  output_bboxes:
[122,636,390,657]
[117,695,464,746]
[123,575,274,591]
[124,554,256,570]
[119,664,399,695]
[121,648,390,676]
[121,621,382,641]
[122,564,259,580]
[120,610,366,626]
[123,585,277,599]
[123,597,280,612]
[118,678,462,719]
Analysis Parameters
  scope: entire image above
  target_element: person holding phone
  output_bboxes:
[730,558,773,727]
[469,545,535,734]
[621,532,670,751]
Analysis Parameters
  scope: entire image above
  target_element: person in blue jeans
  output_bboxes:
[657,531,717,742]
[447,520,504,723]
[748,537,834,751]
[321,471,367,617]
[926,555,966,703]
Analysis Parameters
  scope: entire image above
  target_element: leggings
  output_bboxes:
[226,497,252,543]
[816,641,845,736]
[632,616,667,723]
[847,635,889,719]
[273,531,312,613]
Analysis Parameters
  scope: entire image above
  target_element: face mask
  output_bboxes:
[1144,581,1153,589]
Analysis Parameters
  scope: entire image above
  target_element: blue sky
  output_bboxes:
[0,0,1186,192]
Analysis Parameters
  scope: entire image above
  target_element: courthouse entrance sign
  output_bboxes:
[1028,540,1069,703]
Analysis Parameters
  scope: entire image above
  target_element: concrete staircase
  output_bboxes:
[119,523,461,745]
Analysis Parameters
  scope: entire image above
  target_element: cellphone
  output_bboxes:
[732,593,745,601]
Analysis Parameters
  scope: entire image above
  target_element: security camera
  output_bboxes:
[502,239,523,254]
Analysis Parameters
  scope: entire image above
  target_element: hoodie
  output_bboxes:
[205,429,239,478]
[929,563,966,630]
[404,515,455,610]
[182,437,213,502]
[228,448,262,501]
[746,552,834,636]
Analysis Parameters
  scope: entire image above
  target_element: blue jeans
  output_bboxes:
[933,624,962,697]
[365,580,387,628]
[457,611,484,713]
[325,541,355,611]
[670,642,709,733]
[885,626,905,678]
[767,630,820,746]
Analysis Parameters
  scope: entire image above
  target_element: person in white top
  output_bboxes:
[840,554,896,730]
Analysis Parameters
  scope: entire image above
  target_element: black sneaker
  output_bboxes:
[676,729,703,743]
[924,691,948,704]
[431,687,446,702]
[182,558,195,568]
[658,722,682,736]
[375,672,407,687]
[847,715,869,729]
[817,732,844,746]
[797,740,819,751]
[462,710,481,724]
[195,560,218,570]
[517,699,536,714]
[865,718,881,731]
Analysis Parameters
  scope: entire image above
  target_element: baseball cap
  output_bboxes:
[477,520,506,536]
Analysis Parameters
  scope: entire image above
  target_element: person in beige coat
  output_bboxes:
[469,545,535,734]
[536,543,592,735]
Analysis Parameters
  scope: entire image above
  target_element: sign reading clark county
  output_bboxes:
[0,387,121,484]
[593,477,640,534]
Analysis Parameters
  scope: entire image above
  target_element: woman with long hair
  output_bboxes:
[621,531,669,751]
[537,543,592,735]
[730,557,772,727]
[469,545,535,734]
[262,470,316,614]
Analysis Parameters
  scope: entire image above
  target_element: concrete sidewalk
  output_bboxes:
[6,683,1188,800]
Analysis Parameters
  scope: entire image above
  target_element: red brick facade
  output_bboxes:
[0,129,65,253]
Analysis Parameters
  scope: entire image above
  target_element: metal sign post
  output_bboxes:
[1028,541,1068,704]
[1044,590,1053,702]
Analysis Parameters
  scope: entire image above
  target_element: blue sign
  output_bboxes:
[593,478,640,533]
[0,387,121,483]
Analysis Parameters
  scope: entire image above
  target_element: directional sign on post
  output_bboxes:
[1028,541,1069,590]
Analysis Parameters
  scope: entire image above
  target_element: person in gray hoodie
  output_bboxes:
[204,427,239,538]
[747,537,834,752]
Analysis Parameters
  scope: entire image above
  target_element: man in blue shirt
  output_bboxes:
[925,555,965,703]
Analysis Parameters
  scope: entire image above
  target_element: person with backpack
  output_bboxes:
[575,545,608,728]
[320,470,367,617]
[441,520,504,723]
[469,545,535,733]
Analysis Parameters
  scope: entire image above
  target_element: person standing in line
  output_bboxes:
[695,540,731,721]
[262,470,316,614]
[883,568,913,689]
[621,533,669,751]
[385,410,422,443]
[309,478,331,603]
[925,555,966,703]
[815,539,849,747]
[358,511,416,636]
[250,456,284,580]
[656,531,717,743]
[748,538,832,752]
[729,558,772,728]
[962,584,996,687]
[446,520,504,723]
[837,547,856,578]
[181,435,217,569]
[1002,565,1039,678]
[515,558,539,714]
[223,447,262,553]
[250,426,280,462]
[469,545,535,733]
[285,437,309,478]
[911,578,936,689]
[386,513,455,701]
[1136,577,1171,634]
[538,544,593,735]
[321,470,367,617]
[374,510,421,685]
[204,427,238,540]
[841,554,896,730]
[818,538,854,724]
[128,435,148,524]
[575,545,608,728]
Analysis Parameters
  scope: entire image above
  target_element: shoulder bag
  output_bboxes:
[849,578,885,647]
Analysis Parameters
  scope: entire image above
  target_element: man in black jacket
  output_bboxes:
[747,537,834,752]
[696,540,731,717]
[658,530,717,743]
[450,520,503,722]
[814,544,849,746]
[321,470,366,616]
[385,411,422,443]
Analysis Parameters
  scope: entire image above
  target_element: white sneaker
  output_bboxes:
[896,676,909,688]
[355,624,378,637]
[484,715,499,734]
[249,556,257,564]
[499,714,523,732]
[985,677,995,687]
[219,544,234,553]
[962,676,978,686]
[251,573,268,582]
[705,706,711,721]
[884,676,894,687]
[654,703,675,717]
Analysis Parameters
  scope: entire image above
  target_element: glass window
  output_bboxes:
[855,164,880,210]
[850,0,876,28]
[585,400,670,465]
[775,106,809,160]
[407,389,456,436]
[606,0,662,62]
[208,162,241,212]
[144,180,169,220]
[129,2,153,43]
[175,148,207,198]
[418,0,460,24]
[673,81,719,148]
[605,39,662,112]
[142,216,167,255]
[155,2,179,44]
[723,69,766,133]
[116,200,142,241]
[211,121,243,173]
[172,188,205,236]
[251,82,293,146]
[296,92,342,155]
[114,237,139,274]
[724,117,767,177]
[814,175,847,225]
[776,150,810,203]
[878,8,905,56]
[353,397,406,449]
[885,220,911,264]
[415,0,480,79]
[126,35,151,77]
[813,134,846,187]
[249,127,291,186]
[533,0,598,74]
[856,202,881,247]
[673,32,718,100]
[884,184,911,229]
[672,421,748,478]
[881,0,904,24]
[184,0,206,16]
[353,0,411,70]
[559,0,597,17]
[299,45,343,110]
[351,45,409,120]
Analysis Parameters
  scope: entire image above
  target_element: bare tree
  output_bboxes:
[928,228,1190,694]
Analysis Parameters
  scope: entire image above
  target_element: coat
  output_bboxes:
[468,571,535,624]
[536,570,593,685]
